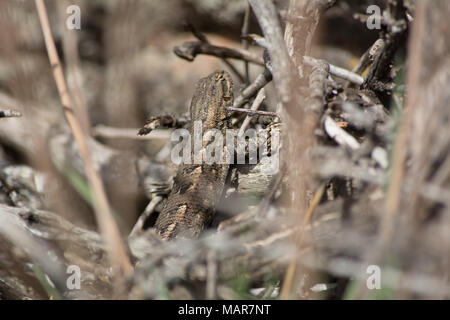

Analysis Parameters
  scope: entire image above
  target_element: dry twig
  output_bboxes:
[34,0,132,279]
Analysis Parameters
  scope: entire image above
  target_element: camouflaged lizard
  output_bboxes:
[154,71,233,240]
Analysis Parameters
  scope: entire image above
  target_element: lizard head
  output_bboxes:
[214,70,233,105]
[190,70,233,131]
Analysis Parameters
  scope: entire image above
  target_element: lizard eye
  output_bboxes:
[223,95,231,101]
[216,71,226,81]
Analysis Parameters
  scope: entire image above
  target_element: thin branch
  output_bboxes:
[174,40,264,66]
[238,88,266,136]
[57,0,91,134]
[362,0,408,96]
[227,106,278,119]
[93,125,171,140]
[352,39,386,75]
[248,0,294,106]
[137,114,187,136]
[241,4,252,84]
[280,183,326,300]
[304,56,364,86]
[129,195,164,239]
[246,34,364,85]
[242,33,269,48]
[233,68,272,108]
[180,24,251,82]
[34,0,133,278]
[323,115,361,151]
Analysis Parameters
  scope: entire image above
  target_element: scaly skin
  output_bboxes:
[155,71,233,240]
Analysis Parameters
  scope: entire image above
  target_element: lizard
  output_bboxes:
[154,70,233,240]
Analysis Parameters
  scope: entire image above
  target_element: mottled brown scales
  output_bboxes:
[155,71,233,240]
